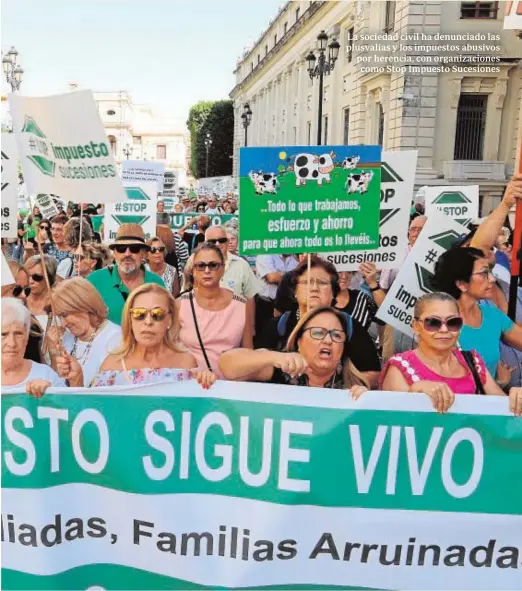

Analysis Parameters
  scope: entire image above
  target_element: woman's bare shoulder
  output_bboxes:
[98,354,121,371]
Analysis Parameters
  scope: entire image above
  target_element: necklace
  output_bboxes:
[70,322,104,366]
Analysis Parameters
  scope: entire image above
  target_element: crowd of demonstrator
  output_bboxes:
[2,178,522,416]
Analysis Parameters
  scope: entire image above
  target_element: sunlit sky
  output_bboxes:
[2,0,282,118]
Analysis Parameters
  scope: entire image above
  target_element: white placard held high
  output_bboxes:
[1,134,18,238]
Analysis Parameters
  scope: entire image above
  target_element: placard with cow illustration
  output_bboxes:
[238,145,381,256]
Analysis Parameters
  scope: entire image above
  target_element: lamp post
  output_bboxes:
[123,143,133,159]
[241,102,253,147]
[204,133,212,178]
[2,46,24,92]
[306,31,340,146]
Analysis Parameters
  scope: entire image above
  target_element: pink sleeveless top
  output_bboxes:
[380,349,487,394]
[179,292,246,378]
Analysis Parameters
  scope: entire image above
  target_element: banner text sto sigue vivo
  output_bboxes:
[2,383,521,590]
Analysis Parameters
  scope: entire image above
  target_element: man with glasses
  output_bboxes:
[87,223,164,325]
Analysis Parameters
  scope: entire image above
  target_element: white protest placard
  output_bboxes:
[376,212,467,337]
[1,252,15,286]
[198,175,233,196]
[1,133,18,238]
[34,194,59,219]
[424,185,479,228]
[121,160,165,194]
[104,182,157,243]
[162,170,178,197]
[504,1,522,28]
[9,90,126,204]
[325,150,417,270]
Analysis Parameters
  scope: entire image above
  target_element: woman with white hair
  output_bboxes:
[1,298,65,393]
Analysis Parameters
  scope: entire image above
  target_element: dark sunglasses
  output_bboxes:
[415,316,463,332]
[113,244,144,254]
[39,225,50,231]
[206,237,228,245]
[30,273,45,282]
[150,246,166,254]
[193,261,222,271]
[12,285,31,297]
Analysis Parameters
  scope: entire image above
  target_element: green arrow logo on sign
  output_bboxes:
[125,187,151,200]
[379,208,400,227]
[21,116,46,138]
[415,263,435,295]
[431,191,472,205]
[381,162,403,183]
[429,229,462,250]
[111,214,151,226]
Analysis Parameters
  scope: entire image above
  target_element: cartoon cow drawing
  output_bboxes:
[293,152,336,186]
[249,171,278,195]
[342,156,360,170]
[345,171,374,194]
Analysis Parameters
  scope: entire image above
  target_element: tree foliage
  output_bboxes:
[187,100,234,179]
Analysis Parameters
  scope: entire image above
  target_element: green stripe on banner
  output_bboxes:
[3,566,380,590]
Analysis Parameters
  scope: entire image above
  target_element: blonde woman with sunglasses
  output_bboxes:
[380,292,522,416]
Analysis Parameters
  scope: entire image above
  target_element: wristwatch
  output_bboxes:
[369,284,381,292]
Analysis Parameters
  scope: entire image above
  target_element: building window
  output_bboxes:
[460,1,498,18]
[377,104,385,146]
[454,94,488,160]
[108,135,117,155]
[346,27,354,63]
[384,1,396,32]
[133,136,142,145]
[284,22,288,35]
[307,121,312,145]
[156,144,167,160]
[343,108,350,145]
[323,116,328,145]
[296,7,300,21]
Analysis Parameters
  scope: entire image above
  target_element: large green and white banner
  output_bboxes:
[2,383,521,590]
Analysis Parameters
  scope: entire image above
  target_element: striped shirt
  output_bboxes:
[336,289,377,331]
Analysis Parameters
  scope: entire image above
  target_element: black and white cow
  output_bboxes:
[249,171,278,195]
[342,156,360,170]
[293,151,336,186]
[345,171,374,194]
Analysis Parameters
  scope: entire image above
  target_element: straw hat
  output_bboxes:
[109,223,150,250]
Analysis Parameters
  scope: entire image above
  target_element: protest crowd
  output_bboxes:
[2,175,522,416]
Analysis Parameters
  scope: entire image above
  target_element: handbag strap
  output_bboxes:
[460,350,485,395]
[189,292,212,370]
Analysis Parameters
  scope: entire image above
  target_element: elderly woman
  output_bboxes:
[220,306,367,394]
[257,256,381,386]
[176,242,252,376]
[146,236,180,297]
[434,247,522,385]
[380,292,522,415]
[25,254,57,334]
[73,241,113,277]
[86,284,214,387]
[2,298,64,393]
[45,277,122,386]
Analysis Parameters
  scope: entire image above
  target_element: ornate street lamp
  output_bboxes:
[2,46,24,92]
[306,31,340,145]
[204,133,213,177]
[241,102,253,147]
[123,143,133,159]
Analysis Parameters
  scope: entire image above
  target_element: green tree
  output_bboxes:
[187,100,234,179]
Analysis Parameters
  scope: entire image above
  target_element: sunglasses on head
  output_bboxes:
[130,307,168,322]
[113,244,144,254]
[150,246,166,254]
[416,316,463,332]
[12,285,31,298]
[206,237,228,245]
[193,261,222,271]
[30,273,45,282]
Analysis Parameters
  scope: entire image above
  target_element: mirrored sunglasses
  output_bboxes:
[129,307,168,322]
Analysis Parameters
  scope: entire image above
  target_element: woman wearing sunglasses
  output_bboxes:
[146,237,180,298]
[25,255,57,335]
[380,292,522,415]
[177,242,252,377]
[219,306,368,396]
[434,247,522,386]
[88,284,214,388]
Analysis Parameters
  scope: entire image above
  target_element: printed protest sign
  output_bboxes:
[325,150,417,271]
[2,383,521,590]
[9,90,126,204]
[1,133,18,238]
[239,145,381,256]
[104,182,157,243]
[161,197,176,211]
[34,194,59,219]
[424,185,479,228]
[163,170,178,197]
[504,0,522,28]
[121,160,165,194]
[376,212,466,336]
[1,252,15,285]
[169,212,237,231]
[198,175,233,196]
